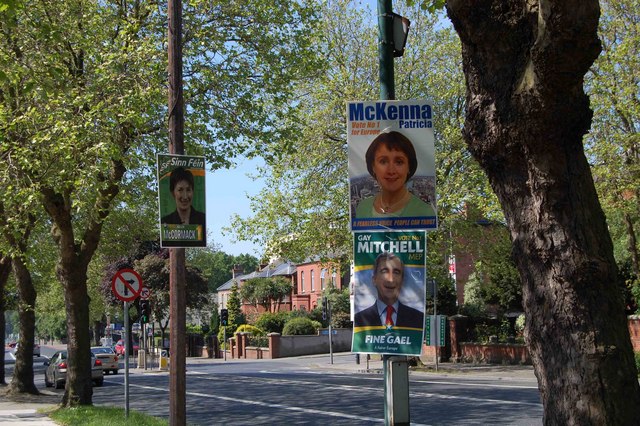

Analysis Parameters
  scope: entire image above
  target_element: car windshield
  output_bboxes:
[91,348,113,354]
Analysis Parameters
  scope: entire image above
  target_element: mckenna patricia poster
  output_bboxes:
[347,99,437,232]
[157,153,207,248]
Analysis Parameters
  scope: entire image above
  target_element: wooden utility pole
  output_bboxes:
[167,0,186,424]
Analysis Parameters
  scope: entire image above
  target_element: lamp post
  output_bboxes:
[377,1,411,425]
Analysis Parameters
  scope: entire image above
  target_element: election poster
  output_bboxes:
[347,99,437,232]
[352,231,426,356]
[157,154,207,248]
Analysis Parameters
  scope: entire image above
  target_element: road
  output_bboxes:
[6,347,543,425]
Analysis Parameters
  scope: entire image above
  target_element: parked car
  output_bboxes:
[114,339,139,356]
[44,350,104,389]
[90,346,119,374]
[13,342,40,357]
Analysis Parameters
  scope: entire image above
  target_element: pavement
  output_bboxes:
[0,390,59,426]
[0,353,536,425]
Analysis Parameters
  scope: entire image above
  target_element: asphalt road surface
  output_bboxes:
[8,350,543,425]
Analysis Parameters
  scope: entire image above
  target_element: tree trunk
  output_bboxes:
[41,158,125,406]
[447,1,640,424]
[0,256,11,386]
[58,262,93,406]
[8,256,39,395]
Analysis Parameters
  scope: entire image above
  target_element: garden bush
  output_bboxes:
[282,317,319,336]
[254,311,291,334]
[235,324,265,336]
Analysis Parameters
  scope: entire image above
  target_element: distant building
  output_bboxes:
[292,258,346,312]
[216,258,348,315]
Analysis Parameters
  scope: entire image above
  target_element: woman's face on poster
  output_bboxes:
[172,179,193,212]
[372,144,410,194]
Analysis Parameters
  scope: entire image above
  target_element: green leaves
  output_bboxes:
[586,0,640,274]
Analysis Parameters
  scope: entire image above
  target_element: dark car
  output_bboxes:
[44,350,104,389]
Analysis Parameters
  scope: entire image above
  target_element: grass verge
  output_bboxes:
[49,405,167,426]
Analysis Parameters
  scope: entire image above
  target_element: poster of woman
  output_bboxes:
[347,100,437,231]
[157,153,207,248]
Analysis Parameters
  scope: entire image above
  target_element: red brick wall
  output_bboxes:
[459,343,530,364]
[629,316,640,352]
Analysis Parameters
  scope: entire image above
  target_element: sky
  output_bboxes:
[204,157,265,257]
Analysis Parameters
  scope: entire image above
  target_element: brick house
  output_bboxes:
[291,259,346,312]
[217,258,348,316]
[217,261,296,315]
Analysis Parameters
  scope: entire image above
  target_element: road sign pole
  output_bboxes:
[328,301,333,365]
[434,279,438,372]
[124,301,130,418]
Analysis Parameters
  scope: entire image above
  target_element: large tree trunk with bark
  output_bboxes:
[42,190,94,406]
[41,158,125,406]
[0,256,11,386]
[58,262,93,406]
[447,1,640,424]
[8,256,39,395]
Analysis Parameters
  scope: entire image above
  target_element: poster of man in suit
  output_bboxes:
[351,231,426,356]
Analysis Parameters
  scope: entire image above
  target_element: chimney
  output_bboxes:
[232,264,243,279]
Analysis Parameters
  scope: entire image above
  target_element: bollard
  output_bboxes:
[137,349,146,369]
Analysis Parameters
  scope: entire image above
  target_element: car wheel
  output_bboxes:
[94,378,104,387]
[55,379,64,390]
[44,373,52,388]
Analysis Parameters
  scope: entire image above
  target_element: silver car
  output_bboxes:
[90,346,119,374]
[44,350,104,389]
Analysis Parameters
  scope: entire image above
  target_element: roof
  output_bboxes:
[217,261,297,292]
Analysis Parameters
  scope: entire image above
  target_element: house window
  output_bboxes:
[320,268,327,290]
[311,269,315,292]
[331,270,337,287]
[301,271,305,293]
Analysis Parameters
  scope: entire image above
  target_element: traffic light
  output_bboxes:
[322,297,328,321]
[140,300,151,324]
[220,308,228,326]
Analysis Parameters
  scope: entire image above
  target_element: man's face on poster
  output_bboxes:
[373,256,404,305]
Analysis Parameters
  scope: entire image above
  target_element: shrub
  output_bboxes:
[254,311,291,334]
[235,324,265,336]
[282,317,319,336]
[331,311,353,328]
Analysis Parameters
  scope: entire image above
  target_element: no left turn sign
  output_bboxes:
[140,286,151,300]
[111,268,143,302]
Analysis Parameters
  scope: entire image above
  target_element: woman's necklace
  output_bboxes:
[376,190,410,214]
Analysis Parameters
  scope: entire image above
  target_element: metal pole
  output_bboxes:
[434,279,438,372]
[328,301,333,365]
[168,0,186,424]
[224,327,227,361]
[142,322,146,370]
[378,0,395,100]
[378,1,410,424]
[124,301,130,418]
